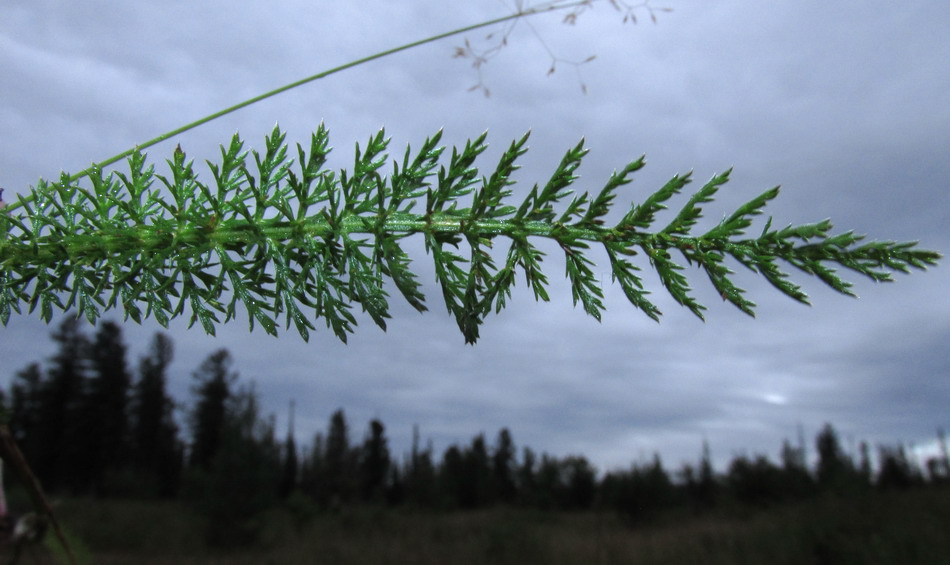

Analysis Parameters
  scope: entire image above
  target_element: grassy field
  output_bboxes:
[6,487,950,564]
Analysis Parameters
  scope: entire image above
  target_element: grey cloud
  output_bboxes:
[1,0,947,475]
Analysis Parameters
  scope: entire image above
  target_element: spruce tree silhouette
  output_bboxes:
[324,409,354,509]
[492,428,517,504]
[35,317,87,492]
[278,400,299,499]
[359,419,391,503]
[815,423,855,492]
[188,349,237,470]
[77,321,131,494]
[130,333,182,497]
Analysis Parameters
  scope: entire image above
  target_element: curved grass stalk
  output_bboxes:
[1,0,601,216]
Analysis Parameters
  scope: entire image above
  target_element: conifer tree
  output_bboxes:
[385,464,405,506]
[517,446,538,507]
[34,317,88,491]
[78,321,131,494]
[534,454,563,511]
[491,428,517,504]
[460,434,492,508]
[439,445,465,509]
[188,349,237,470]
[404,425,437,507]
[359,419,391,503]
[299,432,327,505]
[560,456,597,510]
[857,441,873,488]
[278,400,299,499]
[696,441,717,507]
[779,437,814,500]
[727,454,785,506]
[877,444,923,490]
[188,385,281,547]
[602,454,674,520]
[130,332,182,497]
[681,441,718,510]
[815,423,855,492]
[324,409,355,506]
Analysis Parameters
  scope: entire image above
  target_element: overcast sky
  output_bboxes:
[2,0,948,474]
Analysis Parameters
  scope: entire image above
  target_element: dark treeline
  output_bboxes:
[4,318,950,545]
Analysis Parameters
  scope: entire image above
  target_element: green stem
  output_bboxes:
[3,204,938,271]
[4,0,592,215]
[0,214,629,265]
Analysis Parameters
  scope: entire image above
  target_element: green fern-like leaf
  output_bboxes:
[0,125,940,343]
